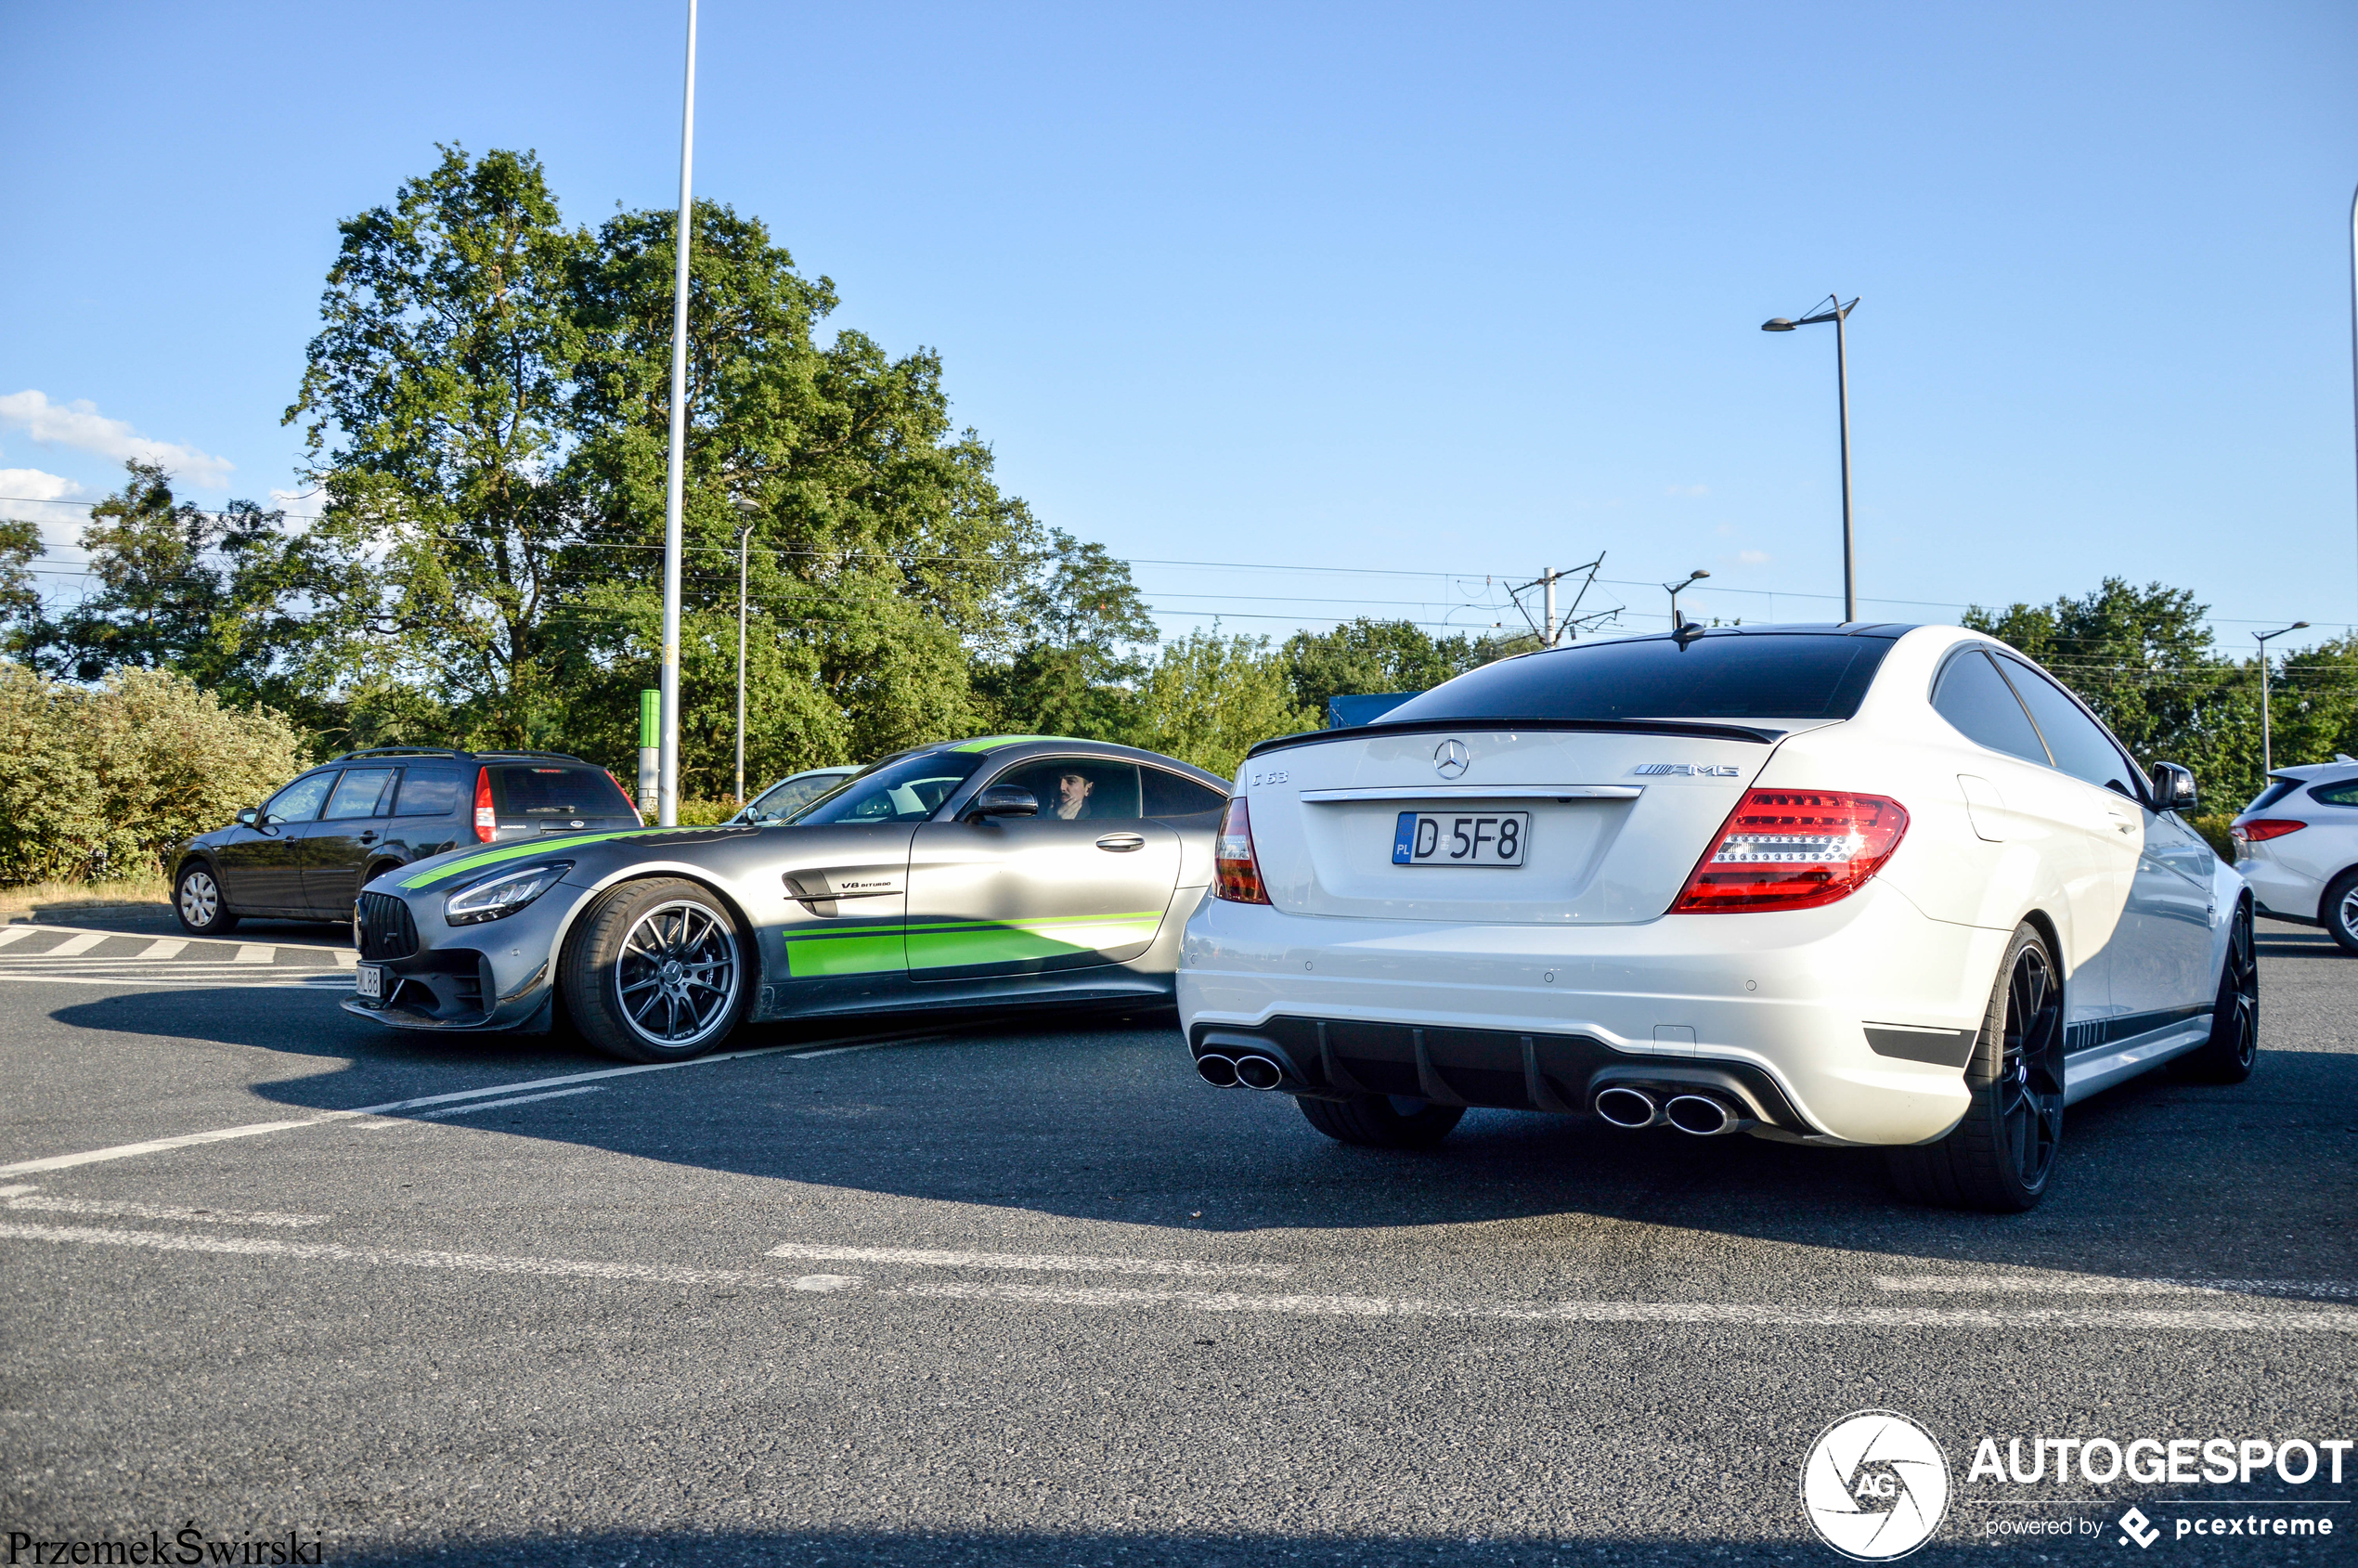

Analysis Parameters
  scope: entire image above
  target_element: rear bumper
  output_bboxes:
[1175,879,2006,1146]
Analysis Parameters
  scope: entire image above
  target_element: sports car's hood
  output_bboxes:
[380,824,748,894]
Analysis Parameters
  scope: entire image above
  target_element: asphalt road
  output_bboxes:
[1,914,2353,1566]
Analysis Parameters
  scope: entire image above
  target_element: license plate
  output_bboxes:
[354,963,383,999]
[1393,810,1530,867]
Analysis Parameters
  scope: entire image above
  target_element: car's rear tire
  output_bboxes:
[2172,901,2258,1083]
[559,877,746,1064]
[1887,922,2065,1212]
[175,864,239,937]
[2323,870,2358,957]
[1296,1094,1465,1149]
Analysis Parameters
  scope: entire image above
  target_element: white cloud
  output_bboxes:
[1738,549,1771,565]
[0,390,234,490]
[268,485,327,525]
[0,468,94,550]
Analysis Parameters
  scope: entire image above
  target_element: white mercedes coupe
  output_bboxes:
[1177,623,2256,1212]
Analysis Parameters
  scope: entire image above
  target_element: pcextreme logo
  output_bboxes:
[1802,1409,1951,1561]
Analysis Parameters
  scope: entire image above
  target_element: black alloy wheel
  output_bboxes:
[1888,923,2065,1212]
[560,877,745,1063]
[2174,901,2259,1083]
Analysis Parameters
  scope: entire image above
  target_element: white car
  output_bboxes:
[1177,623,2256,1212]
[2231,756,2358,952]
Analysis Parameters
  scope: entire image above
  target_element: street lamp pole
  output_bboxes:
[1762,296,1861,622]
[656,0,698,826]
[1665,567,1709,630]
[2255,621,2311,775]
[734,519,754,805]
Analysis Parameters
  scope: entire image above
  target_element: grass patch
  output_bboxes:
[0,873,173,922]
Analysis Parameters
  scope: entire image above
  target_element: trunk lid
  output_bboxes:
[1246,723,1791,924]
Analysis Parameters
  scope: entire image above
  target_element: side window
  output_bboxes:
[393,768,463,817]
[323,768,397,821]
[1142,768,1226,819]
[1930,650,2049,766]
[991,759,1143,822]
[2311,779,2358,807]
[1997,657,2139,797]
[262,772,336,825]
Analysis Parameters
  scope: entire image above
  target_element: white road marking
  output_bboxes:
[414,1086,604,1119]
[8,1221,2358,1331]
[1878,1275,2358,1299]
[137,939,188,959]
[0,1040,808,1175]
[0,1184,37,1198]
[5,1195,330,1227]
[767,1242,1293,1279]
[45,932,107,956]
[234,944,275,964]
[1,923,354,955]
[0,973,344,989]
[0,927,34,948]
[334,949,357,968]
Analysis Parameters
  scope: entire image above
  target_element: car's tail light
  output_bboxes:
[1673,788,1909,913]
[605,768,643,825]
[473,767,497,843]
[2232,818,2305,843]
[1213,797,1271,904]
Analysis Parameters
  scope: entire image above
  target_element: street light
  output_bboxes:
[1665,568,1709,630]
[732,496,761,806]
[1762,295,1860,622]
[2255,621,2312,775]
[656,0,700,826]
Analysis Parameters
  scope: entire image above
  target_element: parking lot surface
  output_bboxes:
[2,915,2353,1565]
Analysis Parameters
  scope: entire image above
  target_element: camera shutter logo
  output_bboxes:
[1801,1409,1950,1561]
[1433,739,1471,780]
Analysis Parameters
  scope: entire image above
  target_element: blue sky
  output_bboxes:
[4,1,2354,653]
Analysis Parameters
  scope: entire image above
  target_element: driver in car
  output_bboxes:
[1050,769,1095,821]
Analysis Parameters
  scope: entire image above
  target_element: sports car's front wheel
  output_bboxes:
[1886,922,2065,1212]
[561,878,746,1063]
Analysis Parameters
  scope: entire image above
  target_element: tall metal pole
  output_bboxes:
[2260,636,2274,776]
[2348,184,2356,630]
[735,523,752,805]
[1834,296,1856,623]
[1542,567,1557,647]
[657,0,698,827]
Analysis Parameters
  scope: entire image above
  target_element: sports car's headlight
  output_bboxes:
[444,862,573,926]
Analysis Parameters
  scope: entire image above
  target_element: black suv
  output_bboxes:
[170,749,644,936]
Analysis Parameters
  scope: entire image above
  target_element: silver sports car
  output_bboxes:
[343,737,1231,1061]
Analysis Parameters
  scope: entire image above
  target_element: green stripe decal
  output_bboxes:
[396,826,717,890]
[946,734,1076,753]
[781,913,1166,978]
[783,932,906,978]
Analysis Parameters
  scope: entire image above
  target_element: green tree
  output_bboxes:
[1281,616,1488,717]
[0,515,39,657]
[1133,628,1317,781]
[978,529,1158,740]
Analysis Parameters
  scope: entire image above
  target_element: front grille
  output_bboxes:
[356,891,420,961]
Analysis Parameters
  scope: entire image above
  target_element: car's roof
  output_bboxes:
[914,734,1228,784]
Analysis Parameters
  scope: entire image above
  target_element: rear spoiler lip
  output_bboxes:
[1244,716,1791,761]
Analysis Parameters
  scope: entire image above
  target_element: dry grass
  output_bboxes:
[0,873,173,922]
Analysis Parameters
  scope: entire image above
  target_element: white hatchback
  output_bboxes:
[1177,623,2256,1212]
[2231,757,2358,952]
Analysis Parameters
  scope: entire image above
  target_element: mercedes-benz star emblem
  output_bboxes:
[1433,739,1471,780]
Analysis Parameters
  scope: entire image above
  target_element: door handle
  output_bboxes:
[1095,833,1147,852]
[358,832,379,844]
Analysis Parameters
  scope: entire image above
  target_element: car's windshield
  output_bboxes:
[1376,631,1896,725]
[787,751,982,824]
[742,771,854,823]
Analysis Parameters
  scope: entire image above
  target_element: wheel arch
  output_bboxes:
[172,851,231,903]
[550,867,767,989]
[2317,865,2358,927]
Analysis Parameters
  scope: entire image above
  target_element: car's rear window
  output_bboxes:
[1376,632,1895,725]
[489,765,634,817]
[2245,779,2301,813]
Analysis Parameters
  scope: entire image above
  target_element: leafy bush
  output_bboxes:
[2186,812,2238,863]
[0,665,307,885]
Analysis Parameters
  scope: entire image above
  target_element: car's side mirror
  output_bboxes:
[2151,761,2196,812]
[235,808,259,826]
[963,784,1039,823]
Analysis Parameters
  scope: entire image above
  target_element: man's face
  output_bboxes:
[1053,771,1095,819]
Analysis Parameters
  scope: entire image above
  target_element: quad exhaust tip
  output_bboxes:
[1592,1085,1661,1130]
[1663,1093,1746,1136]
[1196,1052,1288,1091]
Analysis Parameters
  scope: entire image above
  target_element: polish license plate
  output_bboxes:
[1392,810,1530,867]
[354,963,384,999]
